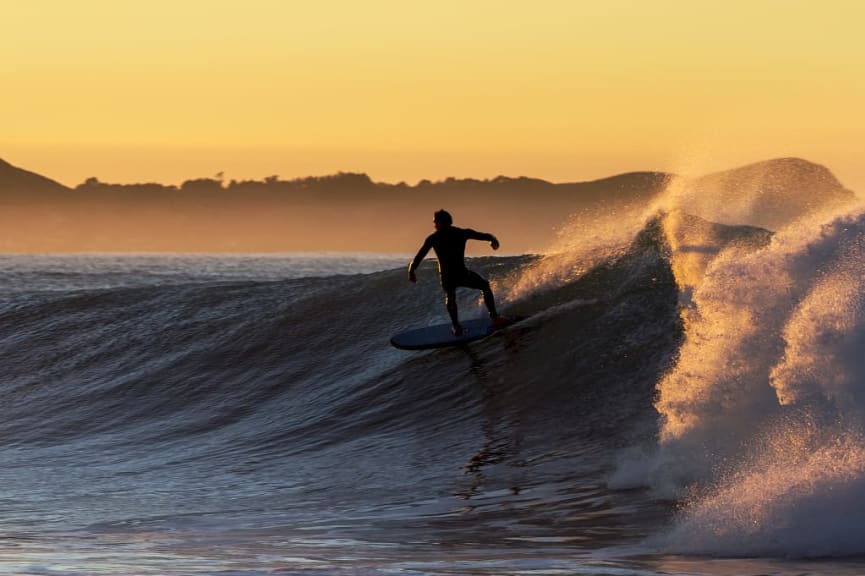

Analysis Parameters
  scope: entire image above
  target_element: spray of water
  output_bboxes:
[496,200,653,304]
[609,157,865,556]
[657,416,865,557]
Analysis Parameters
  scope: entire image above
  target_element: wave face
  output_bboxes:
[0,241,686,573]
[3,195,865,572]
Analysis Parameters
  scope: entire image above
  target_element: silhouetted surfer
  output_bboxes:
[408,209,505,335]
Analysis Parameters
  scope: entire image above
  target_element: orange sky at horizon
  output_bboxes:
[3,0,864,192]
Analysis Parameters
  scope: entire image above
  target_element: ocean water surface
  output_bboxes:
[3,203,865,575]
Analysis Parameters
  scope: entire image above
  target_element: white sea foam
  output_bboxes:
[621,171,865,556]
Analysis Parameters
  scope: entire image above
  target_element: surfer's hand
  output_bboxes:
[408,270,417,283]
[491,237,500,250]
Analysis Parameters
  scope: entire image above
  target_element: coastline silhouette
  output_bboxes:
[0,157,855,253]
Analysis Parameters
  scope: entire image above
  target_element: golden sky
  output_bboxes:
[2,0,864,191]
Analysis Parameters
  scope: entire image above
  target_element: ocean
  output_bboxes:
[3,202,865,575]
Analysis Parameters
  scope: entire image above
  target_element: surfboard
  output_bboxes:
[390,316,525,350]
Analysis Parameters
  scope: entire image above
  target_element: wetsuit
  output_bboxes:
[409,226,499,327]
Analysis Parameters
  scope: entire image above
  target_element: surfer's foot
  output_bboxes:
[452,325,463,336]
[491,315,508,327]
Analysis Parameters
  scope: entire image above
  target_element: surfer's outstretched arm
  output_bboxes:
[465,229,500,250]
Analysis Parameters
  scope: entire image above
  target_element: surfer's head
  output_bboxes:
[434,209,453,229]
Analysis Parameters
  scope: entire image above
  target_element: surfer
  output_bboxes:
[408,209,505,336]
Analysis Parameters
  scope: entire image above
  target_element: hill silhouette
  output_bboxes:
[0,157,856,253]
[0,158,68,197]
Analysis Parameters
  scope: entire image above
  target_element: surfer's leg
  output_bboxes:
[464,271,499,318]
[444,286,462,335]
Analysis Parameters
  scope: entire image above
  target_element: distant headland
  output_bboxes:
[0,157,856,253]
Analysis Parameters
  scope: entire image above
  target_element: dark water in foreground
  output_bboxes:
[3,211,865,576]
